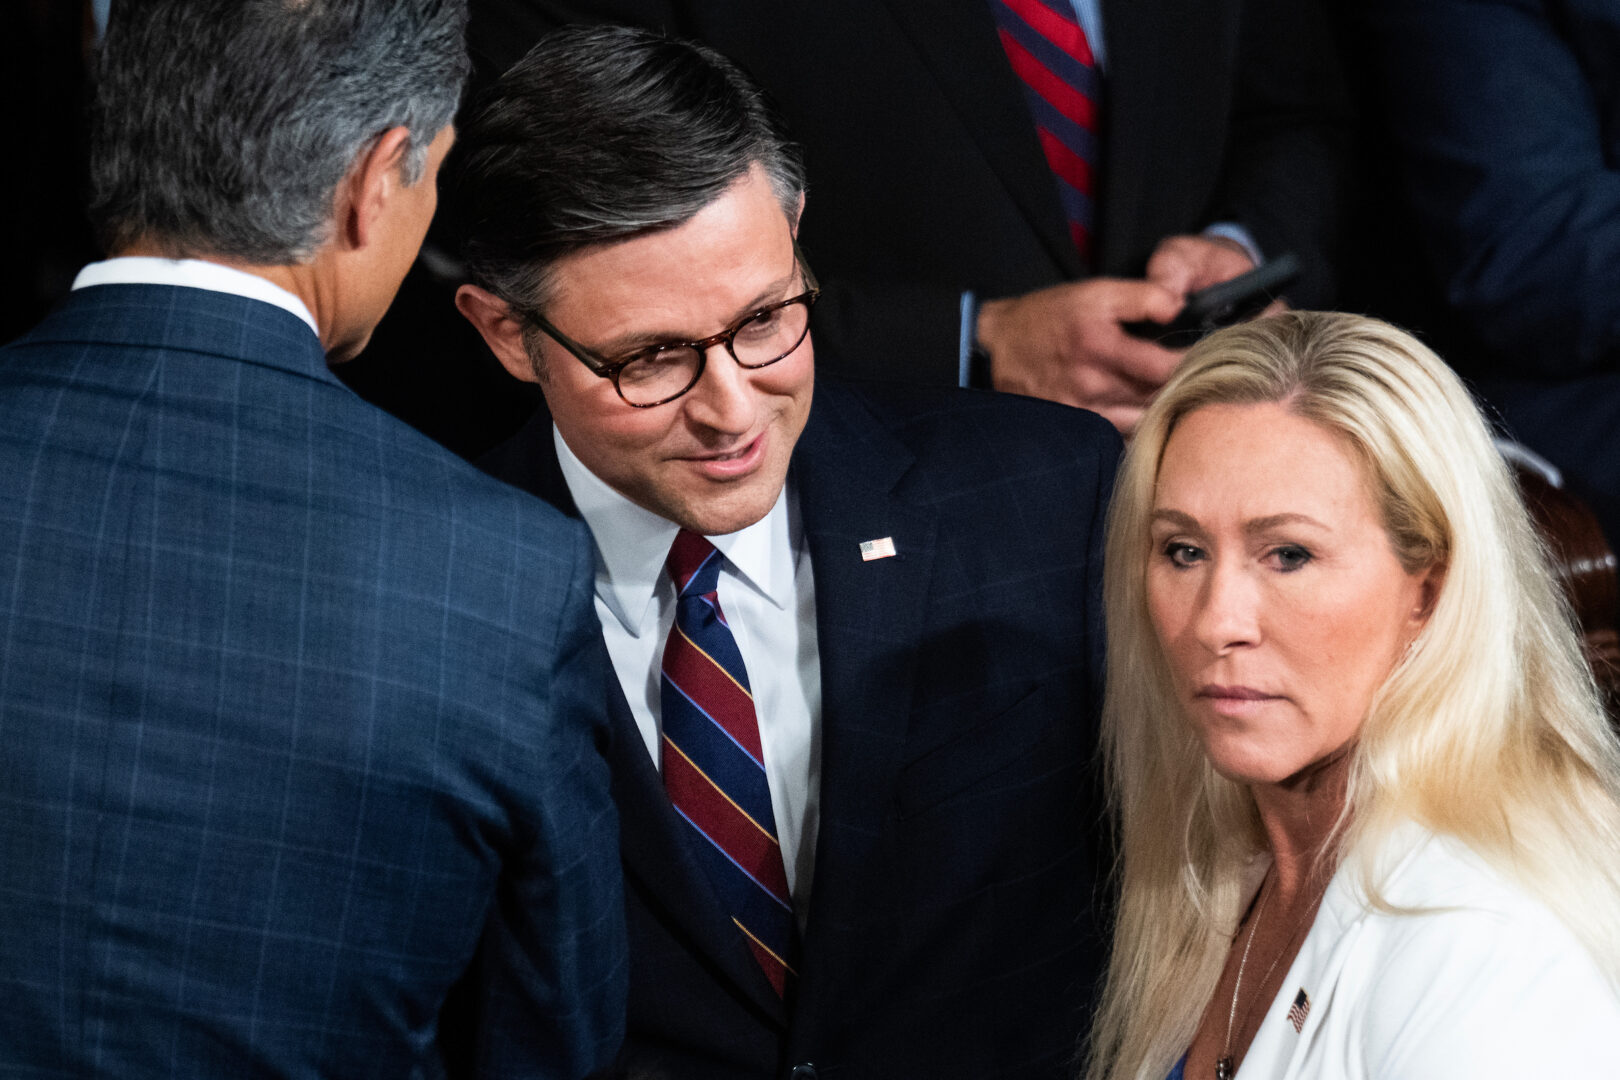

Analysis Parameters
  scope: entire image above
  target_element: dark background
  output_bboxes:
[1,1,1456,463]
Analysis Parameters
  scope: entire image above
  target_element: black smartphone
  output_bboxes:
[1124,251,1300,348]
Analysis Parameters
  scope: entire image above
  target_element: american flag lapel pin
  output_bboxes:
[859,537,897,561]
[1287,988,1311,1032]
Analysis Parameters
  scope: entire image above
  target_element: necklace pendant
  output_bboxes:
[1215,1055,1234,1080]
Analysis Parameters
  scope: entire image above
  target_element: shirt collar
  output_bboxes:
[553,424,797,636]
[73,257,320,339]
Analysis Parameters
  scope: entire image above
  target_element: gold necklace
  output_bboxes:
[1215,877,1324,1080]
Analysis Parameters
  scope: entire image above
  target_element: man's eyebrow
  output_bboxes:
[589,270,799,357]
[1148,509,1330,533]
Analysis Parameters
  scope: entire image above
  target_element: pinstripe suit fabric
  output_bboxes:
[0,284,626,1078]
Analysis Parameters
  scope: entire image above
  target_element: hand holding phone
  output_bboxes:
[1123,252,1300,348]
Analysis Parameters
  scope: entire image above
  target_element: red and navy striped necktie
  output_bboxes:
[989,0,1102,262]
[660,529,797,996]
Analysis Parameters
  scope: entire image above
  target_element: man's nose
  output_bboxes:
[682,345,756,435]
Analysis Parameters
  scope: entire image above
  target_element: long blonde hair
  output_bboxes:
[1086,312,1620,1080]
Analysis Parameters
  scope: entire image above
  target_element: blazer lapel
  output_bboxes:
[1095,0,1160,275]
[1245,828,1434,1079]
[876,0,1085,278]
[489,408,787,1025]
[605,687,790,1025]
[1240,869,1359,1080]
[787,384,938,994]
[1096,0,1240,275]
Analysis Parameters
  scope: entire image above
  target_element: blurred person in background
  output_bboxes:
[1348,0,1620,552]
[331,0,1349,450]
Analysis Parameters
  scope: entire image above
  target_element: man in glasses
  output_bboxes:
[455,25,1121,1079]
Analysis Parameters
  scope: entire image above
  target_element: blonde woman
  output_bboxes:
[1087,311,1620,1080]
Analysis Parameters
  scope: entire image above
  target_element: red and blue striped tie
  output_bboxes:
[660,529,797,996]
[990,0,1101,262]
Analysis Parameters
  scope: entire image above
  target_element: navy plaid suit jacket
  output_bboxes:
[0,284,626,1078]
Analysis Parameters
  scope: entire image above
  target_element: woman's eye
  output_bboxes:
[1162,542,1204,568]
[1268,545,1312,572]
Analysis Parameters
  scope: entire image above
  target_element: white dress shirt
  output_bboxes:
[73,257,320,339]
[1069,0,1107,71]
[555,427,823,915]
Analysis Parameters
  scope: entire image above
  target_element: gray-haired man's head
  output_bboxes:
[452,23,807,318]
[89,0,469,263]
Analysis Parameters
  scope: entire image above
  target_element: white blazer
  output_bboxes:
[1237,826,1620,1079]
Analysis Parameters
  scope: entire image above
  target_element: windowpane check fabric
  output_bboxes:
[990,0,1102,261]
[0,283,627,1076]
[660,529,797,996]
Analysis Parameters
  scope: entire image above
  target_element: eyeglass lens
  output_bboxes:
[614,299,812,405]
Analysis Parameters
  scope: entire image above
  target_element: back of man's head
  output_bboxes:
[89,0,468,264]
[454,23,806,317]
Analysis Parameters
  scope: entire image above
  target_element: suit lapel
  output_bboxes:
[788,384,938,993]
[605,686,790,1025]
[1095,0,1159,274]
[492,407,787,1024]
[876,0,1084,278]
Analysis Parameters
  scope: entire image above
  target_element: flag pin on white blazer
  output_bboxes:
[860,537,897,561]
[1287,988,1311,1032]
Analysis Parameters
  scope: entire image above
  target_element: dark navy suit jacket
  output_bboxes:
[0,284,626,1077]
[483,378,1122,1079]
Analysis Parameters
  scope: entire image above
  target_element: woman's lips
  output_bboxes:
[1196,684,1284,717]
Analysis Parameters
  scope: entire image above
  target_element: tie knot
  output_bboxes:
[667,529,720,597]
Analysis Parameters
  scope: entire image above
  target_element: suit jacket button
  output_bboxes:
[788,1065,817,1079]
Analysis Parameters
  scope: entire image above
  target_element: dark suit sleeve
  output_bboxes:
[461,525,628,1079]
[1358,0,1620,377]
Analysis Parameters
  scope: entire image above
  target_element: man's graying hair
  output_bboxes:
[453,24,807,315]
[89,0,469,263]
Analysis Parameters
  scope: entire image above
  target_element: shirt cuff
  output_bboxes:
[1202,223,1264,268]
[958,290,979,388]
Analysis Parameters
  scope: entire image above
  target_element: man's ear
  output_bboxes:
[336,126,414,252]
[456,283,541,384]
[791,190,806,238]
